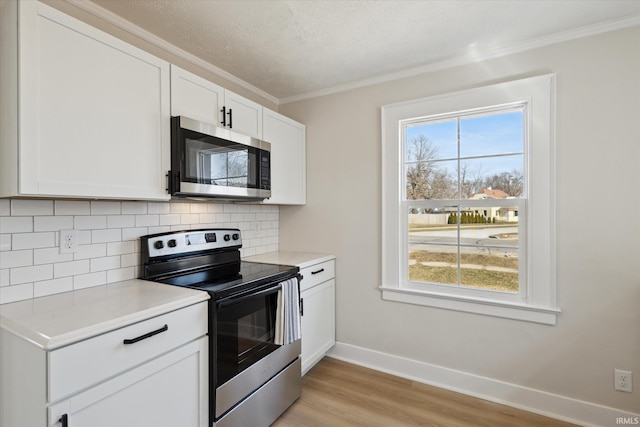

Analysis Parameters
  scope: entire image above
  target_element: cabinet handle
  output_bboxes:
[227,108,232,128]
[220,106,227,127]
[311,268,325,275]
[59,414,68,427]
[123,324,168,345]
[300,297,304,317]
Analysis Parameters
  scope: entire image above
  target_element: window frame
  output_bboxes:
[380,74,560,325]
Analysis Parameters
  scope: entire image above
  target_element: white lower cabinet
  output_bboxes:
[1,300,208,427]
[48,336,207,427]
[299,259,336,374]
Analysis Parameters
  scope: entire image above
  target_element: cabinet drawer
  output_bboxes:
[48,302,207,402]
[300,260,335,292]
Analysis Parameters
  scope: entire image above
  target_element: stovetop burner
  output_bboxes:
[139,229,299,299]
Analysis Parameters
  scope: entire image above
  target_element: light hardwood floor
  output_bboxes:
[273,357,578,427]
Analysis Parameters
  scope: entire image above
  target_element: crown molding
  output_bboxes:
[64,0,280,106]
[279,14,640,104]
[62,1,640,107]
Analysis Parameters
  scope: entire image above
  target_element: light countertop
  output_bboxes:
[0,279,209,351]
[244,251,335,269]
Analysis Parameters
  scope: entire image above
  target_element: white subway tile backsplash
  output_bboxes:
[0,217,33,233]
[34,216,74,232]
[74,243,107,260]
[54,260,90,278]
[0,269,9,287]
[122,202,148,215]
[11,200,53,216]
[90,256,120,272]
[91,201,121,215]
[55,200,91,215]
[0,200,11,216]
[107,267,134,283]
[0,200,278,304]
[13,232,55,250]
[0,235,9,252]
[11,264,53,285]
[0,250,32,269]
[34,247,73,265]
[92,229,122,243]
[34,277,73,298]
[107,241,135,256]
[135,215,159,227]
[75,215,107,230]
[73,271,106,290]
[107,215,135,229]
[0,283,34,304]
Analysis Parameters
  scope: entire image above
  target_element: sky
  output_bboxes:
[404,109,524,178]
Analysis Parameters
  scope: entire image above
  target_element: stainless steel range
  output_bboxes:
[140,228,301,427]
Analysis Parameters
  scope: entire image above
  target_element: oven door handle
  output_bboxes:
[216,284,282,309]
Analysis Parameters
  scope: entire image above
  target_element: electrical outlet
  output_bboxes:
[59,229,78,254]
[614,369,633,393]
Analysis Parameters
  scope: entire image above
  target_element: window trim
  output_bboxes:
[380,74,559,325]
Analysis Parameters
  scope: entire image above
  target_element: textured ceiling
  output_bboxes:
[89,0,640,101]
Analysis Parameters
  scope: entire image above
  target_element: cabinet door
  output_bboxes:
[170,65,224,125]
[48,337,208,427]
[224,90,263,139]
[262,109,306,205]
[301,279,335,375]
[18,2,170,200]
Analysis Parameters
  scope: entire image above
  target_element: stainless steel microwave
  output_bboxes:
[169,116,271,201]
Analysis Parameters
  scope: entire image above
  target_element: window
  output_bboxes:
[381,75,559,325]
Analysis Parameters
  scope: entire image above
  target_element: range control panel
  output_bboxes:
[144,229,242,258]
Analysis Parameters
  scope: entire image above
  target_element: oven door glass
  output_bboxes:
[183,129,265,189]
[215,284,280,386]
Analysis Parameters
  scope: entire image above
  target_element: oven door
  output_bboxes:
[170,116,271,199]
[213,280,301,419]
[216,283,281,386]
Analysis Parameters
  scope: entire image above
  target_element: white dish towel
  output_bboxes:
[274,277,301,346]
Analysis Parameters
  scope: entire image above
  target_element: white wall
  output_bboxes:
[0,199,278,304]
[279,26,640,416]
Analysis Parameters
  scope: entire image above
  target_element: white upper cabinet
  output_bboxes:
[223,90,263,139]
[170,64,224,124]
[262,108,306,205]
[170,65,263,139]
[0,1,171,200]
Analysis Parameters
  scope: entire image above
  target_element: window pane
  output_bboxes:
[460,155,523,198]
[408,208,458,245]
[405,160,458,200]
[459,245,519,292]
[460,110,523,158]
[406,119,457,161]
[408,245,459,286]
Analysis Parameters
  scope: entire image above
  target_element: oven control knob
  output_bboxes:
[153,240,164,250]
[232,233,239,241]
[167,239,177,248]
[224,234,231,241]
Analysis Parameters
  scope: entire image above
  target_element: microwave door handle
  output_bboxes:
[217,284,281,309]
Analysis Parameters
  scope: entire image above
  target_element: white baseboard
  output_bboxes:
[328,342,639,427]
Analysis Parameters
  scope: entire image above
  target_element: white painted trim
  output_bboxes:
[328,342,640,427]
[281,15,640,104]
[62,0,279,106]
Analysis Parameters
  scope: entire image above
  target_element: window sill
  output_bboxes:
[379,286,560,325]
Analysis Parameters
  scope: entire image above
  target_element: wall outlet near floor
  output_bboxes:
[614,369,633,392]
[59,229,78,254]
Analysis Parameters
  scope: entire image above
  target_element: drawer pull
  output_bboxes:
[311,268,325,275]
[123,324,168,345]
[59,414,68,427]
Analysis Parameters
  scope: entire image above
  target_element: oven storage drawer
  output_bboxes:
[48,302,207,402]
[299,260,335,292]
